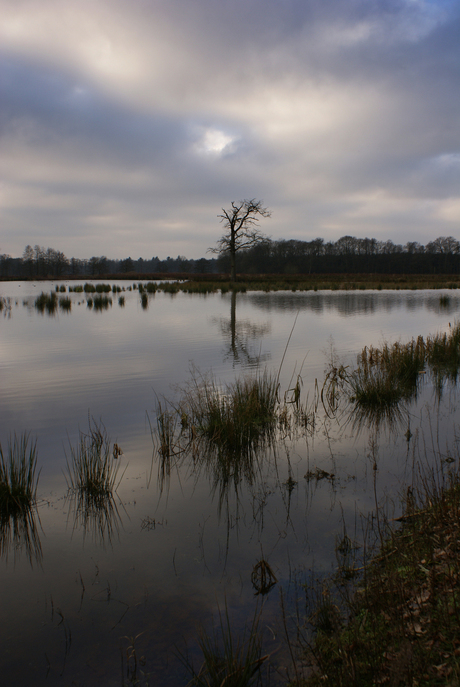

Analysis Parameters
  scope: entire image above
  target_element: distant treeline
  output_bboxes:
[1,235,460,279]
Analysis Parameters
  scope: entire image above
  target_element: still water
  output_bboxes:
[1,282,459,686]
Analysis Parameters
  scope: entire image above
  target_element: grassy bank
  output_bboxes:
[146,273,460,293]
[8,273,460,291]
[298,464,460,686]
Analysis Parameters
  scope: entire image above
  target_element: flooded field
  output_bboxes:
[1,281,459,686]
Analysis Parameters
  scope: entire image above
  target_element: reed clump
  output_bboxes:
[347,323,460,417]
[0,433,39,516]
[425,322,460,387]
[65,419,122,503]
[179,370,279,458]
[92,295,112,310]
[34,291,58,314]
[59,296,72,311]
[349,337,426,410]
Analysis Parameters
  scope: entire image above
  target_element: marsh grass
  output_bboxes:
[180,605,267,687]
[59,296,72,312]
[150,369,284,505]
[34,291,58,314]
[300,452,460,687]
[92,295,112,310]
[178,370,279,458]
[0,433,39,516]
[0,434,42,565]
[346,324,460,420]
[65,419,125,543]
[65,419,123,502]
[350,337,425,408]
[425,322,460,388]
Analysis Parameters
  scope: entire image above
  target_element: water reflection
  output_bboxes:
[65,491,123,545]
[249,290,460,317]
[3,283,460,686]
[213,291,272,367]
[0,507,43,567]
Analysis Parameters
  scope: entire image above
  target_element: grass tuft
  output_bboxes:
[34,291,58,314]
[179,370,279,458]
[65,418,122,500]
[0,433,39,516]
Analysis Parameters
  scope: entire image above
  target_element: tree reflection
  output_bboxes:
[213,290,272,367]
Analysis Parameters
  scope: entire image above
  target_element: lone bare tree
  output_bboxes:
[209,199,271,281]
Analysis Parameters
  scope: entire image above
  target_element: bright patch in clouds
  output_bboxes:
[193,127,237,156]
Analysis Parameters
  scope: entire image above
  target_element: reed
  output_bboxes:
[348,337,426,412]
[0,433,39,516]
[159,282,180,294]
[180,370,279,458]
[95,283,112,293]
[65,419,122,502]
[59,297,72,312]
[34,291,58,314]
[93,295,112,310]
[425,322,460,387]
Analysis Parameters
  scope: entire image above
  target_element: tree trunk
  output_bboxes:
[230,226,236,282]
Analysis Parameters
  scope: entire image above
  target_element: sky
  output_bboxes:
[1,0,460,260]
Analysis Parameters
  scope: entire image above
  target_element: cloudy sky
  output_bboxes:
[1,0,459,260]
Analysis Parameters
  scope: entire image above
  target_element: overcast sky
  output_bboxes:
[1,0,459,260]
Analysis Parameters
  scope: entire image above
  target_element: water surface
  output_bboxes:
[1,282,459,685]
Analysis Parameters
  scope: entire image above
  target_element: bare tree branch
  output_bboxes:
[208,199,271,281]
